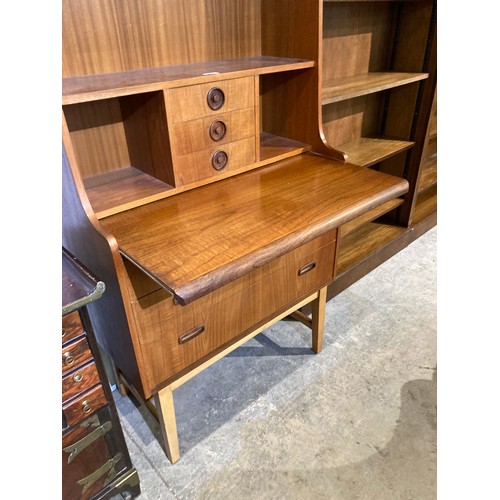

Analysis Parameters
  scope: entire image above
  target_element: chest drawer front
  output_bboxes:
[132,233,336,389]
[173,136,256,186]
[168,77,255,123]
[170,107,256,157]
[62,361,101,404]
[62,310,84,345]
[63,384,108,427]
[62,337,93,375]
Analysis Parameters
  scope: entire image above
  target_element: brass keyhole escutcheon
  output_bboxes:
[207,87,225,110]
[212,150,228,171]
[209,120,226,142]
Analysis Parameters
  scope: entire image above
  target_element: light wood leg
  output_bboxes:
[311,286,327,353]
[154,386,180,464]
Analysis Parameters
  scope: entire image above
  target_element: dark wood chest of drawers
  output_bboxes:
[62,248,140,500]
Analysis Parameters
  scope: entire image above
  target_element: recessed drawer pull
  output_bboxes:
[298,261,317,276]
[179,325,205,344]
[63,352,75,366]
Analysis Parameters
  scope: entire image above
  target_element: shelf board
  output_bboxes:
[336,221,406,276]
[322,72,428,105]
[63,56,315,104]
[260,133,310,162]
[418,154,437,194]
[335,136,414,167]
[85,167,174,218]
[340,198,404,236]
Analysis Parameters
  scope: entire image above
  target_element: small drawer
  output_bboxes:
[62,310,84,345]
[173,136,256,186]
[170,107,256,157]
[62,337,93,375]
[62,384,107,427]
[167,77,255,123]
[133,231,337,388]
[62,361,101,404]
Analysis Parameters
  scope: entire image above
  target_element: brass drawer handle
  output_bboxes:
[63,352,75,366]
[179,325,205,344]
[73,371,84,383]
[298,261,316,276]
[62,328,66,338]
[82,401,92,414]
[207,87,225,110]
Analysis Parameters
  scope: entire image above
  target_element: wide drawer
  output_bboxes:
[63,384,108,427]
[62,310,84,345]
[62,360,101,404]
[167,76,255,123]
[62,337,93,375]
[173,136,256,186]
[130,231,336,391]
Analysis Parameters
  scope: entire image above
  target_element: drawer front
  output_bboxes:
[62,310,84,345]
[132,233,336,389]
[63,384,108,427]
[173,136,256,186]
[62,337,93,374]
[168,77,255,123]
[170,107,256,156]
[62,361,101,404]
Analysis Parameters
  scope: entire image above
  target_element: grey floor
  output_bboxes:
[113,226,437,500]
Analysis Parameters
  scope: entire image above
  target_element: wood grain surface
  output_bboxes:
[101,153,408,304]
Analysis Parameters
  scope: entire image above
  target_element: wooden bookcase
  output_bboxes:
[321,0,437,297]
[62,0,436,463]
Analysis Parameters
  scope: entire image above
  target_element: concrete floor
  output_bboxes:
[113,226,437,500]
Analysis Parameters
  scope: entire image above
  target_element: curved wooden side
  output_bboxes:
[62,114,154,399]
[260,0,347,162]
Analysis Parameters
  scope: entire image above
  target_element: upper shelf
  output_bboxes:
[63,56,315,104]
[322,72,428,105]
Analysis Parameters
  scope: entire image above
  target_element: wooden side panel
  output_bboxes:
[62,0,262,77]
[62,137,146,396]
[261,0,344,159]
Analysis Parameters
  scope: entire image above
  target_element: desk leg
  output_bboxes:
[154,386,180,464]
[311,286,327,353]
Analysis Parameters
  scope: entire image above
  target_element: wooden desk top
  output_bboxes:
[101,153,408,305]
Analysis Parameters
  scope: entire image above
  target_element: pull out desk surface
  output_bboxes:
[101,153,408,305]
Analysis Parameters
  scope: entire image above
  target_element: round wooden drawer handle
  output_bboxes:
[209,120,226,142]
[63,352,75,366]
[207,87,225,110]
[212,150,228,171]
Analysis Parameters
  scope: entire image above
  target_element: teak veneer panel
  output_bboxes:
[101,153,408,305]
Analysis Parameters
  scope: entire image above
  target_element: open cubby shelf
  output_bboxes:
[340,198,404,237]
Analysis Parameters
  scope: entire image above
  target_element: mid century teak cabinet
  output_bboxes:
[62,0,436,464]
